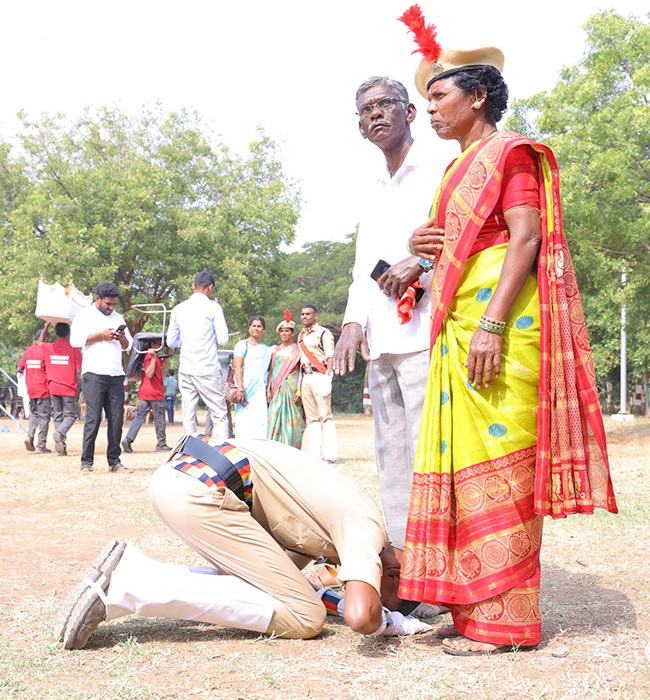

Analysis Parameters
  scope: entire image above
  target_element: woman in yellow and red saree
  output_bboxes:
[397,6,617,656]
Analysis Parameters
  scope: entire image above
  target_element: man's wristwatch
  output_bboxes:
[418,257,435,271]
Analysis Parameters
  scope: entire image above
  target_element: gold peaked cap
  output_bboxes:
[414,46,505,99]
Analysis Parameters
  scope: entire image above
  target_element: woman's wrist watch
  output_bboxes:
[418,257,435,271]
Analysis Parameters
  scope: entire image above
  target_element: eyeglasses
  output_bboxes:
[356,98,406,118]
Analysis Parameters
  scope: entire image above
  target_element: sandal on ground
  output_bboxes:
[442,635,512,656]
[435,623,460,639]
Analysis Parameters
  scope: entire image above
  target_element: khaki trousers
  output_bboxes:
[147,465,326,639]
[300,373,337,461]
[300,373,333,424]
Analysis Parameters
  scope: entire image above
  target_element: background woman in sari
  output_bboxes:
[233,316,272,439]
[266,311,305,448]
[397,6,617,656]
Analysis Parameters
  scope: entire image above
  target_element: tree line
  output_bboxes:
[1,10,648,413]
[508,10,650,413]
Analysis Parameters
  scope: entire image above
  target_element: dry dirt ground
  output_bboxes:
[1,413,649,700]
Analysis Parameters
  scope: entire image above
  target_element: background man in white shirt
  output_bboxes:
[333,76,444,550]
[167,271,229,440]
[70,282,133,473]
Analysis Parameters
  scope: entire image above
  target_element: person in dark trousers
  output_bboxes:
[17,326,51,453]
[43,323,82,456]
[163,369,178,425]
[122,340,171,453]
[70,282,133,473]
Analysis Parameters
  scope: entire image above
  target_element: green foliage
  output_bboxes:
[265,230,357,333]
[0,105,300,351]
[508,10,650,390]
[264,231,366,413]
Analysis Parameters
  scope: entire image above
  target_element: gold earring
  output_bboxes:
[473,101,481,108]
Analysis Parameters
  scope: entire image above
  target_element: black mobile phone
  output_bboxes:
[116,324,127,332]
[370,259,390,281]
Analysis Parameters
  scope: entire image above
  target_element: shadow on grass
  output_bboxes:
[540,562,636,640]
[84,616,338,649]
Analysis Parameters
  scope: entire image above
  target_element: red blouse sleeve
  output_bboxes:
[500,145,539,212]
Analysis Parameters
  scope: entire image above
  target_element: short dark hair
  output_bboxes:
[55,323,70,338]
[451,66,509,123]
[302,304,317,314]
[248,315,266,329]
[194,271,215,290]
[96,282,120,299]
[168,368,175,376]
[355,76,410,106]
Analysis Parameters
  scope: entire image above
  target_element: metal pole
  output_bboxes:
[620,270,627,414]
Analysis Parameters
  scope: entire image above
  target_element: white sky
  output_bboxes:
[2,0,647,249]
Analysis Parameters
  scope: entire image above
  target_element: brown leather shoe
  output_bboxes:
[306,564,340,589]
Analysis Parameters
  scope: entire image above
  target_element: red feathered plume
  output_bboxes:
[398,5,441,64]
[284,310,292,323]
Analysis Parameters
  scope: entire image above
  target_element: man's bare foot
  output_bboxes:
[435,623,459,638]
[442,635,510,656]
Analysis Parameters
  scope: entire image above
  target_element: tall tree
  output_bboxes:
[267,231,357,332]
[0,106,300,347]
[508,10,650,405]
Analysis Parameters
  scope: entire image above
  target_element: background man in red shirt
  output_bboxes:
[17,327,51,453]
[122,340,171,453]
[43,323,82,456]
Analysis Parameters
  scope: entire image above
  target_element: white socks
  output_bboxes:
[105,544,275,634]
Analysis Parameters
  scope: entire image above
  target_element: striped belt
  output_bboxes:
[169,435,253,507]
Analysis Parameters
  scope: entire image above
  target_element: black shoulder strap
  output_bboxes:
[180,435,245,501]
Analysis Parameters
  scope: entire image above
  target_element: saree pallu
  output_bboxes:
[267,346,305,448]
[403,244,543,645]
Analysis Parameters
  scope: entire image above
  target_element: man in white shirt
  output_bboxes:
[167,271,230,440]
[333,76,444,550]
[70,282,133,473]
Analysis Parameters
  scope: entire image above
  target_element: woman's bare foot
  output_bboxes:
[435,623,459,638]
[441,635,510,656]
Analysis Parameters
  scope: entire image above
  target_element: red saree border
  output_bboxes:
[452,564,542,646]
[428,132,616,519]
[401,447,541,605]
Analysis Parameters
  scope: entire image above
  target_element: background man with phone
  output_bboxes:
[332,76,444,550]
[70,282,133,473]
